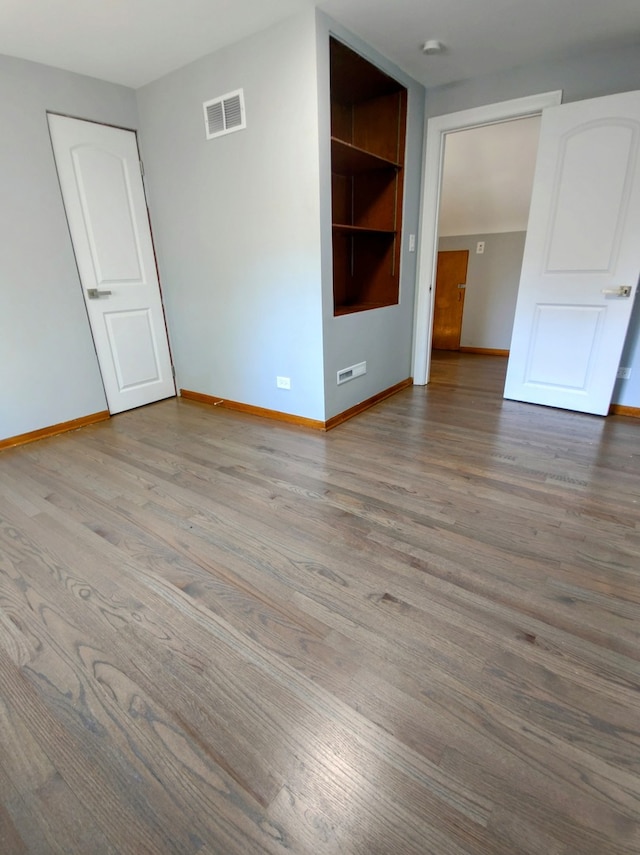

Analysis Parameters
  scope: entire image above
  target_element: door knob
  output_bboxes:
[87,288,112,299]
[601,286,632,298]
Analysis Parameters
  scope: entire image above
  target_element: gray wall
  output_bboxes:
[136,10,326,422]
[426,40,640,119]
[0,55,138,442]
[1,15,423,441]
[438,232,526,351]
[316,12,426,420]
[426,41,640,409]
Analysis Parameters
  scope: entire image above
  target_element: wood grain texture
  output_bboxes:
[179,390,325,430]
[0,411,110,450]
[459,347,510,357]
[0,351,638,854]
[324,377,413,430]
[432,250,469,350]
[609,404,640,419]
[182,379,413,432]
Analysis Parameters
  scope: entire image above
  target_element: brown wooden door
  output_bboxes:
[432,250,469,350]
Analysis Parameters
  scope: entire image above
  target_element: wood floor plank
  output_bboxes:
[0,797,28,855]
[0,647,193,854]
[0,484,496,844]
[299,598,640,829]
[0,351,638,853]
[0,510,295,852]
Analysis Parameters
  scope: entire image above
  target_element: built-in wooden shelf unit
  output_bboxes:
[330,38,407,315]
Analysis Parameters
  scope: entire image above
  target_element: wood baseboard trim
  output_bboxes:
[180,390,325,430]
[609,404,640,419]
[181,379,413,432]
[0,410,110,451]
[325,377,413,431]
[459,347,510,357]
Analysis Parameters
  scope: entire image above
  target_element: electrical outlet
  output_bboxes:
[276,376,291,389]
[476,241,485,254]
[617,366,632,380]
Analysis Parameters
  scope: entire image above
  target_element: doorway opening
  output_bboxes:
[431,116,541,389]
[412,91,563,386]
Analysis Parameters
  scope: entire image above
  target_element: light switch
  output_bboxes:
[476,241,485,254]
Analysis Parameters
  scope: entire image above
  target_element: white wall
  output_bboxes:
[136,11,326,422]
[438,232,526,350]
[0,55,138,442]
[316,12,426,419]
[426,41,640,408]
[438,118,540,237]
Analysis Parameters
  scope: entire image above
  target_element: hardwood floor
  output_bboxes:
[0,351,638,854]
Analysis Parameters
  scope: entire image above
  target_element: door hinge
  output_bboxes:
[139,159,145,177]
[171,365,176,378]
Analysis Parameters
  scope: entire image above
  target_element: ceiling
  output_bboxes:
[0,0,639,90]
[438,117,541,237]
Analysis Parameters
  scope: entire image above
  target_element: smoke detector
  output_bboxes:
[422,39,445,55]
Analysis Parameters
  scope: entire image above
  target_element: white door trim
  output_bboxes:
[411,90,563,385]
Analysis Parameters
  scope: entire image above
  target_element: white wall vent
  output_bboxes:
[203,89,246,140]
[337,361,367,385]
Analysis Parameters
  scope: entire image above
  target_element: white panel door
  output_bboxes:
[48,114,175,414]
[504,91,640,415]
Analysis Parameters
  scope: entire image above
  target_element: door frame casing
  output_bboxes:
[411,90,563,385]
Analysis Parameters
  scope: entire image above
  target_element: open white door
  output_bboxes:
[504,90,640,415]
[48,114,175,414]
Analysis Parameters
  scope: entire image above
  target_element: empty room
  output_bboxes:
[1,1,639,852]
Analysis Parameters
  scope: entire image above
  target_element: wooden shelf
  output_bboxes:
[334,301,396,316]
[330,37,404,103]
[330,38,407,317]
[331,138,400,174]
[332,223,396,236]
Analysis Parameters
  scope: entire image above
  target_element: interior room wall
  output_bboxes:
[435,120,537,353]
[425,40,640,119]
[426,41,640,409]
[438,232,526,350]
[316,11,426,420]
[0,54,138,442]
[3,28,637,440]
[136,10,326,422]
